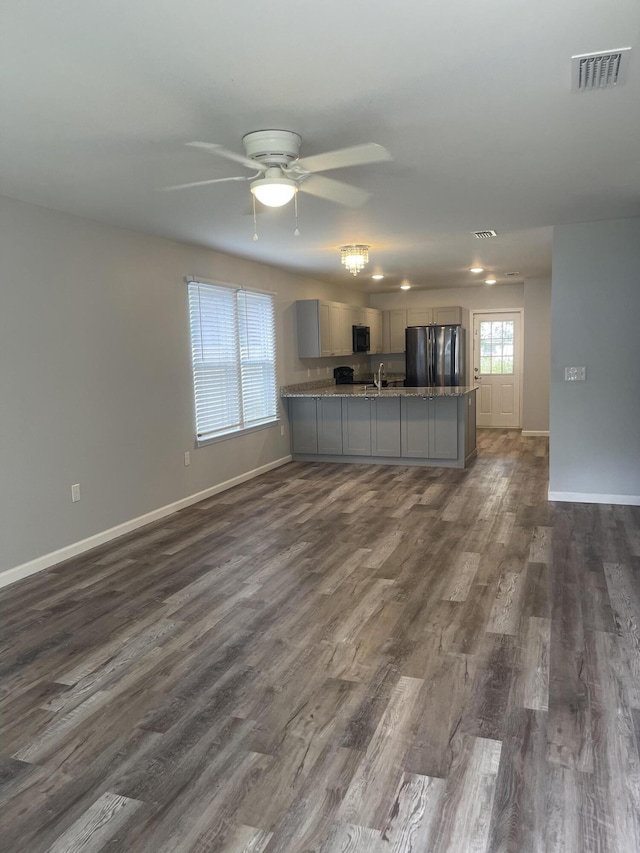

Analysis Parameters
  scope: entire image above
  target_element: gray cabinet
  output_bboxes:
[290,397,343,454]
[371,397,401,456]
[290,397,319,454]
[382,309,407,353]
[341,398,372,455]
[317,397,343,454]
[433,305,463,325]
[342,396,401,457]
[401,396,458,459]
[296,300,351,358]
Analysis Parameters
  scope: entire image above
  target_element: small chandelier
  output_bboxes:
[340,244,370,276]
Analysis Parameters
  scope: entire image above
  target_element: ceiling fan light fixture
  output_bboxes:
[340,244,369,276]
[250,173,297,207]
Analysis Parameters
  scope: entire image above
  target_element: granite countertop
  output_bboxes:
[281,383,477,398]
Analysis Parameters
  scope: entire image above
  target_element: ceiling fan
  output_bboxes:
[163,130,391,208]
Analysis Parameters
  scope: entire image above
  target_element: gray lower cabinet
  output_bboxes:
[401,396,458,459]
[342,397,401,457]
[290,397,343,454]
[317,397,343,454]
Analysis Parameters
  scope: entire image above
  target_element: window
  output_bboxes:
[188,280,278,443]
[480,320,514,375]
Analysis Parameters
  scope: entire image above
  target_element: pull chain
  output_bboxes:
[252,194,258,241]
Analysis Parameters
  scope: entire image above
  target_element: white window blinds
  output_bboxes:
[188,280,277,442]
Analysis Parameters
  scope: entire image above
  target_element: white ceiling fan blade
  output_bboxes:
[185,141,267,173]
[295,143,391,174]
[299,175,370,207]
[161,175,251,191]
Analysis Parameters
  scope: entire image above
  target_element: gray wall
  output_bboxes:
[370,281,551,432]
[0,195,367,577]
[523,278,551,432]
[550,217,640,501]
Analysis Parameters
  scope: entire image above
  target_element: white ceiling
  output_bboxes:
[1,1,639,292]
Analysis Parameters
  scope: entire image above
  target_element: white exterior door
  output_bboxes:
[472,311,522,428]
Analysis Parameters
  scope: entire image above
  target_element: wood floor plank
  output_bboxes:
[339,675,424,830]
[428,735,502,853]
[45,792,143,853]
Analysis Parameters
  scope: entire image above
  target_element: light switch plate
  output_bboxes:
[565,366,586,381]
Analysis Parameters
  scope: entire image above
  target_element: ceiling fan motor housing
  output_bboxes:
[242,130,302,166]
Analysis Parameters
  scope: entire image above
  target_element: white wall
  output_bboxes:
[549,217,640,503]
[0,195,367,579]
[370,281,550,432]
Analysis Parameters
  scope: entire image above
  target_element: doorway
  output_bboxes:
[471,310,523,428]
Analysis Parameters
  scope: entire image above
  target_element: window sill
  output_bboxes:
[196,418,280,448]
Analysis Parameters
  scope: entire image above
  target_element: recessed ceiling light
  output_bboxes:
[470,267,484,273]
[485,278,497,285]
[400,283,411,290]
[371,274,384,280]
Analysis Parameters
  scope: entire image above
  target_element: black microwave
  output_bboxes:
[352,324,370,352]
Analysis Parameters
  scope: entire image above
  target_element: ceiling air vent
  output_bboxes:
[505,271,520,277]
[473,230,497,239]
[572,47,631,91]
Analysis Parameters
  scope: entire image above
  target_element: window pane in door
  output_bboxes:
[478,319,515,376]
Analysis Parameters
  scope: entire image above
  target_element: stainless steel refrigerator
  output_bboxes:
[405,325,465,387]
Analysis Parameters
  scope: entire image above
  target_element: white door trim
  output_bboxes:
[470,307,524,428]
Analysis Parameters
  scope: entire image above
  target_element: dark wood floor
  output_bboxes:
[2,430,639,852]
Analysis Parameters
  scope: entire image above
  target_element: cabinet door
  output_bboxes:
[319,302,333,356]
[371,397,401,456]
[341,305,354,354]
[433,306,462,325]
[351,306,365,326]
[367,309,383,354]
[400,397,431,457]
[290,398,318,453]
[401,396,458,459]
[342,398,372,455]
[429,397,458,459]
[390,309,407,352]
[317,398,343,454]
[407,307,433,326]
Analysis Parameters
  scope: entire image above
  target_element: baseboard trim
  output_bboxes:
[0,455,292,590]
[522,430,549,437]
[548,490,640,506]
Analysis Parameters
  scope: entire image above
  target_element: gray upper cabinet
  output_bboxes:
[401,396,458,459]
[296,299,382,358]
[433,306,463,325]
[297,300,350,358]
[383,309,407,353]
[382,305,463,353]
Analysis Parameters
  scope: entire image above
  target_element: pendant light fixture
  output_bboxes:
[340,244,370,276]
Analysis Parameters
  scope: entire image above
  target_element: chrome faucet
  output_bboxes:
[374,362,385,391]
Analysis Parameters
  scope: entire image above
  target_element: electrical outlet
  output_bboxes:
[71,483,80,502]
[307,368,311,378]
[184,451,191,466]
[565,366,586,381]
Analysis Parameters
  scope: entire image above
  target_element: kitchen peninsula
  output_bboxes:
[282,383,477,469]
